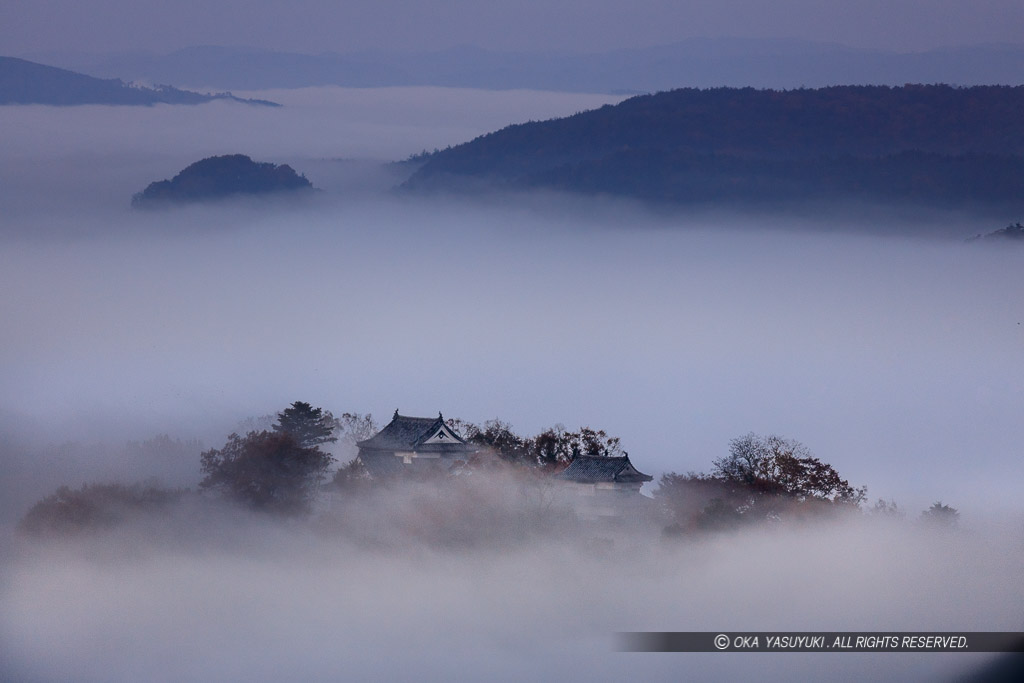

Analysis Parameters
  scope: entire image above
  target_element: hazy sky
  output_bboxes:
[4,0,1024,56]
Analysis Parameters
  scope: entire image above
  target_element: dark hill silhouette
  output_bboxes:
[0,56,277,106]
[403,85,1024,210]
[132,155,314,207]
[967,222,1024,242]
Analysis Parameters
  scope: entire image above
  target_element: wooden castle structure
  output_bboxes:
[352,409,655,519]
[355,410,476,478]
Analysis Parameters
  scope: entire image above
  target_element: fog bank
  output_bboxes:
[2,510,1020,682]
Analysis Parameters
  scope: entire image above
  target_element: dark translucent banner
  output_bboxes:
[619,632,1024,653]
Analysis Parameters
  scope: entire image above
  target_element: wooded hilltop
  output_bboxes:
[404,85,1024,211]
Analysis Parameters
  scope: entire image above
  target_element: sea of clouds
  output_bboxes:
[1,86,1022,681]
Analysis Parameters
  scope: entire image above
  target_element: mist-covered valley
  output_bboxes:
[2,86,1023,682]
[5,507,1023,682]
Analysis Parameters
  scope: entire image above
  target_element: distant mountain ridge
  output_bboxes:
[0,56,278,106]
[402,84,1024,211]
[29,40,1024,93]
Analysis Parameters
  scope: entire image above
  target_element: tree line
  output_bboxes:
[17,401,959,536]
[655,432,958,533]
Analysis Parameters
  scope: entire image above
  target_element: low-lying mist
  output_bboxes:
[1,85,1022,682]
[3,489,1021,682]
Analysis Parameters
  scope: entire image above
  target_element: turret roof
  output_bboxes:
[554,454,653,484]
[356,411,474,453]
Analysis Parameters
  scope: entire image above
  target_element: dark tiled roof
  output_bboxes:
[357,411,473,453]
[555,455,653,484]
